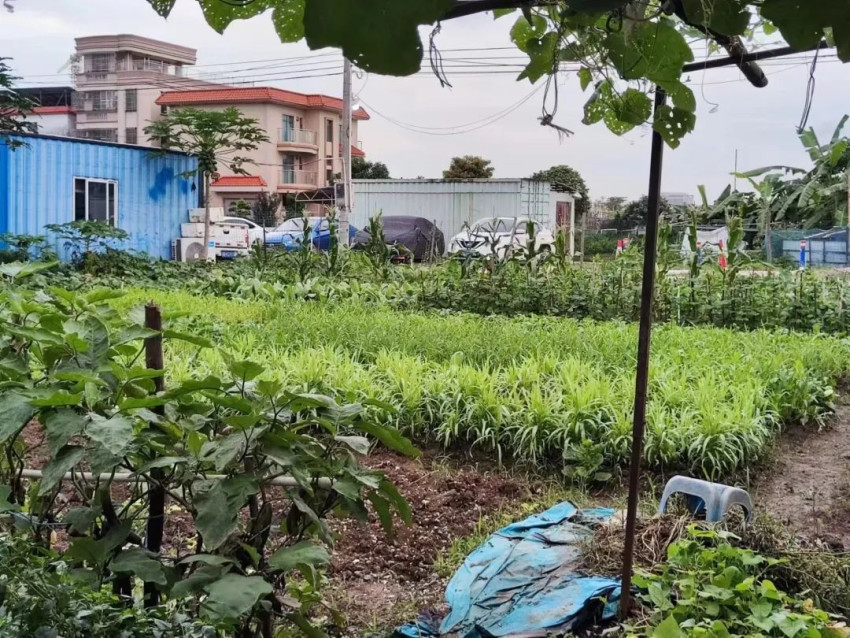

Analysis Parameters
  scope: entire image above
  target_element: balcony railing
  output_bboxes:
[279,169,317,185]
[278,128,318,146]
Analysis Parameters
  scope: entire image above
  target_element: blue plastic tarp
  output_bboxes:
[394,502,621,638]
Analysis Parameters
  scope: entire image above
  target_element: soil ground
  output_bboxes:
[753,402,850,549]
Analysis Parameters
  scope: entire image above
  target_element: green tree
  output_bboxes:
[144,108,269,259]
[0,58,37,149]
[352,156,391,179]
[251,192,283,228]
[530,165,590,217]
[443,155,494,179]
[145,2,850,147]
[613,195,675,230]
[228,199,252,218]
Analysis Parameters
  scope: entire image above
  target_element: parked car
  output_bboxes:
[380,216,445,262]
[448,217,555,257]
[221,216,266,245]
[265,217,362,251]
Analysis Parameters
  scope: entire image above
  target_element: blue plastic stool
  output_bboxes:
[658,476,753,523]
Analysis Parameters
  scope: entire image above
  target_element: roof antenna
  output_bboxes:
[429,23,452,88]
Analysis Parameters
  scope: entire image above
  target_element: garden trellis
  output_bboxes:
[618,39,832,616]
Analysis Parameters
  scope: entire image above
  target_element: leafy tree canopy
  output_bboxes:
[0,58,37,149]
[443,155,494,179]
[146,1,849,147]
[530,164,590,216]
[352,156,391,179]
[613,194,675,229]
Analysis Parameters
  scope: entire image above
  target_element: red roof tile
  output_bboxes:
[157,87,370,120]
[340,144,366,157]
[210,175,268,188]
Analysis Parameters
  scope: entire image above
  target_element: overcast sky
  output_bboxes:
[2,0,848,201]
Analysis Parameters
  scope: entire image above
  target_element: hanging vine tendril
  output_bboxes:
[428,22,453,88]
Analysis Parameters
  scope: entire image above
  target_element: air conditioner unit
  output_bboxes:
[172,238,214,262]
[189,207,224,223]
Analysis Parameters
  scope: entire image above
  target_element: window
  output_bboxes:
[160,104,168,116]
[281,114,295,142]
[282,155,296,183]
[125,89,137,112]
[325,118,334,145]
[90,53,113,73]
[92,90,117,111]
[74,178,117,225]
[80,128,117,143]
[125,127,137,144]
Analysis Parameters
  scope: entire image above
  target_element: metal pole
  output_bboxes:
[339,58,353,247]
[143,304,165,607]
[619,87,667,619]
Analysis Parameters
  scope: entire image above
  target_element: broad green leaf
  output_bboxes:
[65,521,131,565]
[43,409,89,454]
[335,435,371,455]
[110,547,168,585]
[0,486,19,514]
[179,554,235,567]
[203,433,246,472]
[194,477,259,550]
[652,615,684,638]
[137,456,189,473]
[368,492,394,535]
[85,288,126,304]
[162,330,213,348]
[606,21,693,83]
[272,0,305,42]
[578,67,593,91]
[146,0,176,17]
[114,325,159,346]
[86,413,134,457]
[30,390,84,407]
[654,104,697,149]
[203,574,272,620]
[170,564,224,598]
[269,540,330,572]
[39,445,86,495]
[119,396,167,410]
[681,0,751,36]
[63,506,99,534]
[77,316,110,369]
[357,422,419,458]
[228,359,265,382]
[761,1,850,62]
[303,0,453,75]
[657,80,697,113]
[510,14,548,53]
[493,8,516,19]
[518,31,559,83]
[0,394,34,443]
[380,478,412,525]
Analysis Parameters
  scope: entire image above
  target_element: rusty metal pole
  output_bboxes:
[619,87,667,619]
[143,304,165,607]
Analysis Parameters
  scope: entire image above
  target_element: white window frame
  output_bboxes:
[74,177,118,226]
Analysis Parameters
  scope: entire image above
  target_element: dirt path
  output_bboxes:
[754,403,850,548]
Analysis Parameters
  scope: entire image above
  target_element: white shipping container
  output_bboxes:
[351,179,575,252]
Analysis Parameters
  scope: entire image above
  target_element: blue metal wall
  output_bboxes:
[0,135,199,260]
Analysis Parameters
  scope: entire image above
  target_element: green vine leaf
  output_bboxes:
[272,0,305,42]
[654,104,697,148]
[303,0,452,75]
[0,394,34,444]
[761,1,850,62]
[606,20,694,83]
[86,413,134,457]
[511,14,548,53]
[519,32,559,82]
[269,540,330,572]
[681,0,751,36]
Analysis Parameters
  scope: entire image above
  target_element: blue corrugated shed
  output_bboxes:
[0,134,199,260]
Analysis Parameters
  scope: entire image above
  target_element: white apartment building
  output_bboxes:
[72,34,217,145]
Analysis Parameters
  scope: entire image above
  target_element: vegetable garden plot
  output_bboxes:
[152,294,850,480]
